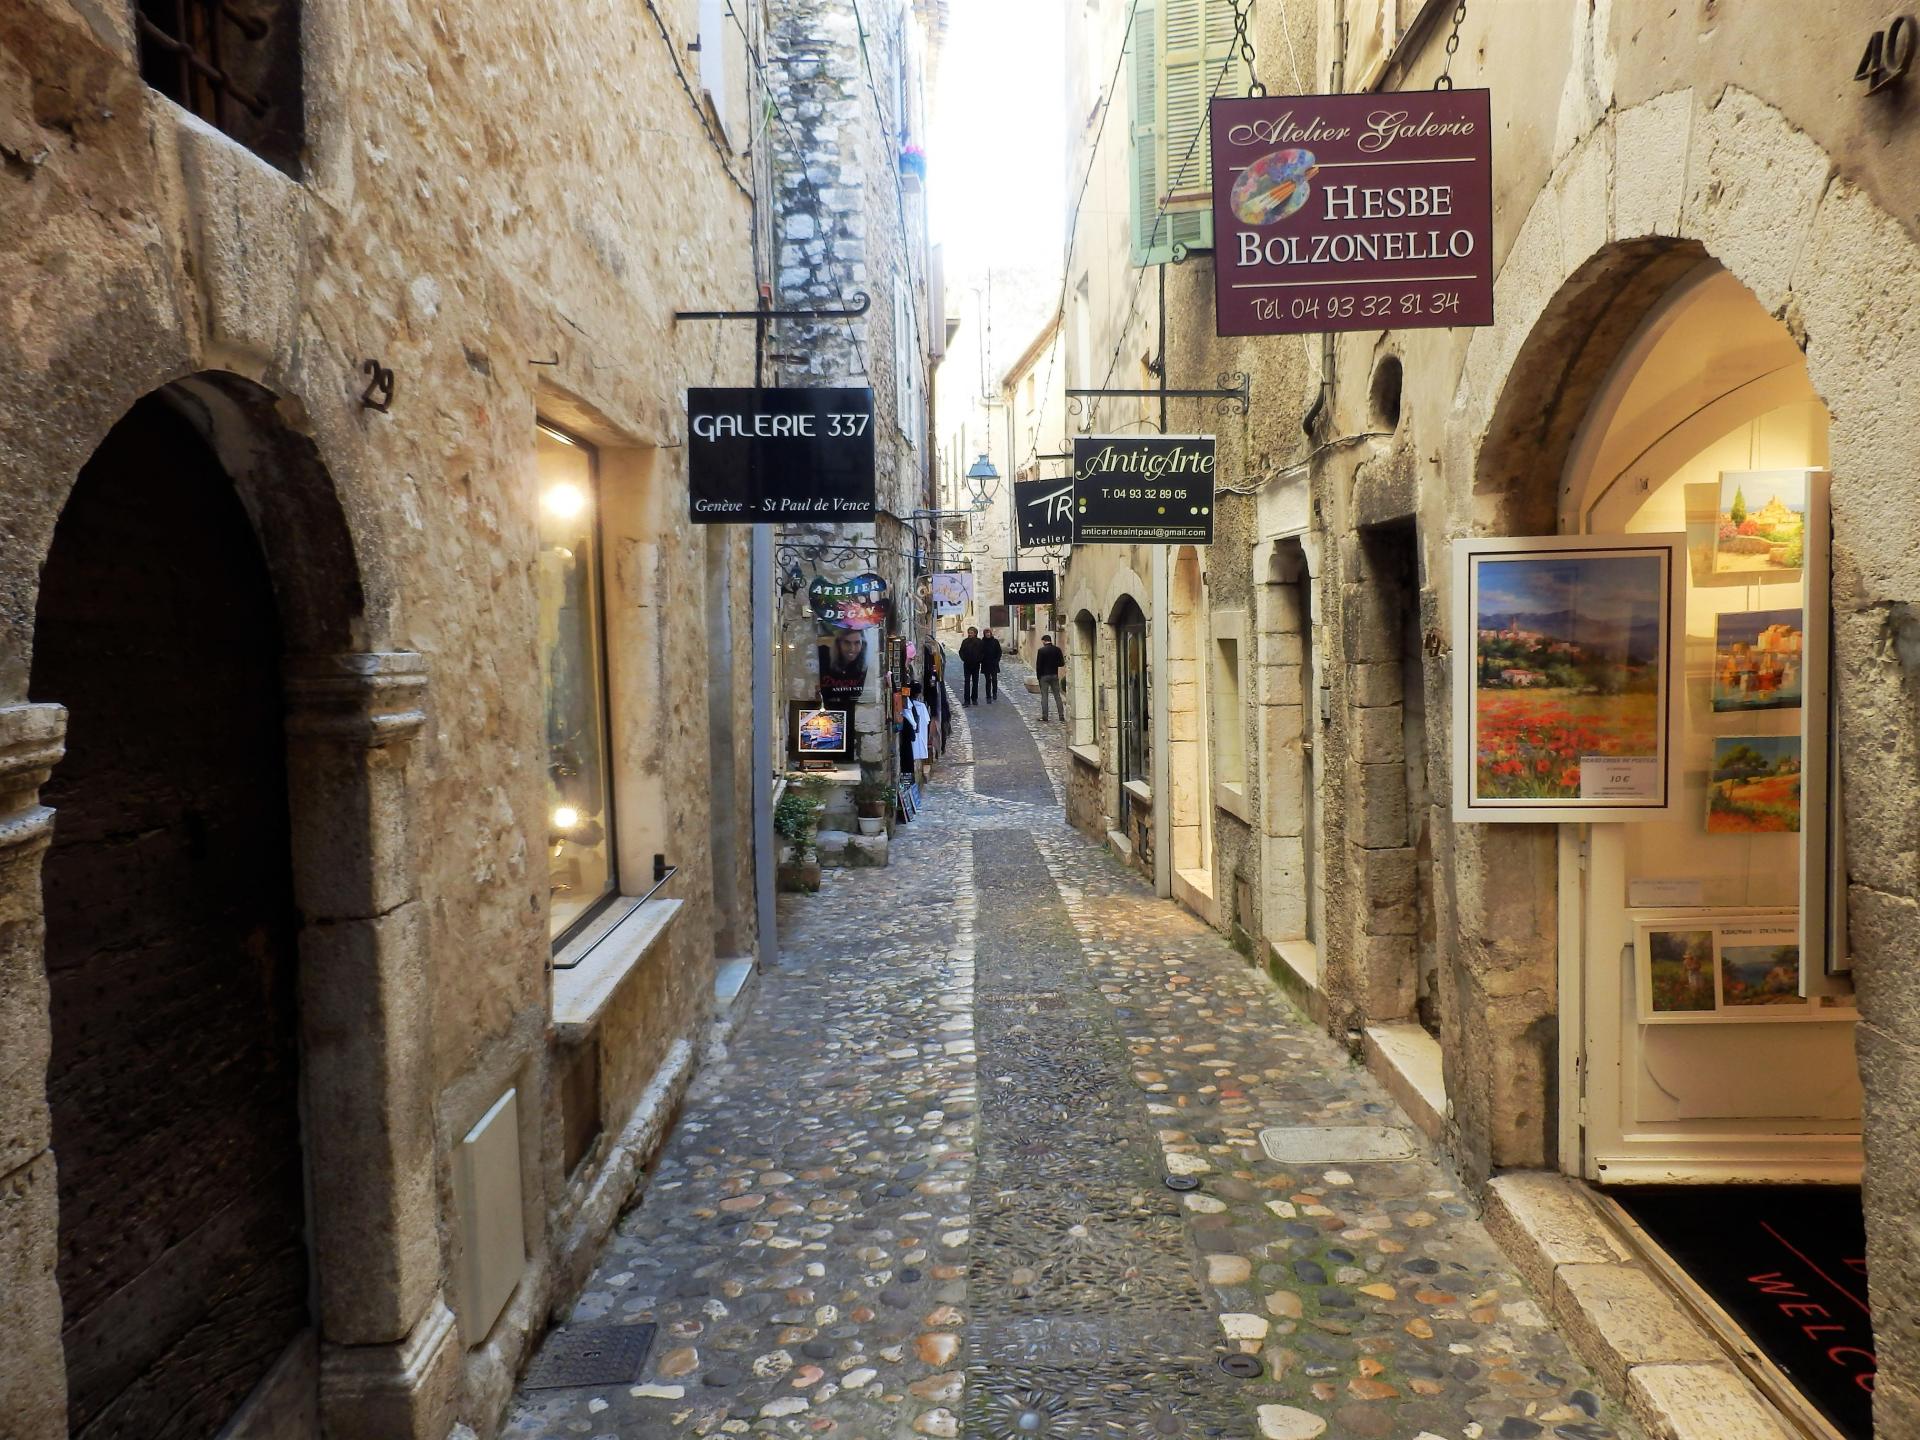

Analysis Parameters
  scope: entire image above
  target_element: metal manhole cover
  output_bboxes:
[521,1322,657,1389]
[1258,1125,1417,1163]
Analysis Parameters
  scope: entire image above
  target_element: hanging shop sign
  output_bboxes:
[1450,533,1684,824]
[1003,570,1057,605]
[1209,90,1494,337]
[808,571,888,629]
[687,387,876,523]
[929,571,974,616]
[1072,436,1215,544]
[1014,477,1076,549]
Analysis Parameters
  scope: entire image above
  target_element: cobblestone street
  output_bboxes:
[507,662,1641,1440]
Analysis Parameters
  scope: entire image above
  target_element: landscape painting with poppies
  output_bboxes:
[1468,549,1668,807]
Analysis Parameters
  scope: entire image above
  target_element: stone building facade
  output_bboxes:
[0,0,847,1436]
[1059,0,1920,1430]
[765,0,943,804]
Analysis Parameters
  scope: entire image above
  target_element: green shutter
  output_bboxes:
[1127,3,1167,265]
[1131,0,1245,264]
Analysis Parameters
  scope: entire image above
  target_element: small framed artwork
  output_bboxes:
[1634,915,1825,1023]
[1706,734,1802,834]
[1711,470,1807,576]
[1711,608,1803,713]
[1452,533,1685,823]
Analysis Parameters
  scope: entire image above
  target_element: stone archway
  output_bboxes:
[1443,85,1920,1430]
[0,372,447,1440]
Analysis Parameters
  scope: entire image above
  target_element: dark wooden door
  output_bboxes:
[31,396,309,1438]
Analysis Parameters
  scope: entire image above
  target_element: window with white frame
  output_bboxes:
[894,278,922,444]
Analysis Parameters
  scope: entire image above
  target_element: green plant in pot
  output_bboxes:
[851,775,894,837]
[774,780,829,892]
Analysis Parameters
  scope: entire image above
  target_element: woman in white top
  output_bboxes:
[908,682,932,784]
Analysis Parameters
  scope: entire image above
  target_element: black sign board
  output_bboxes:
[687,387,876,524]
[1003,570,1057,605]
[1072,436,1215,544]
[1014,477,1076,549]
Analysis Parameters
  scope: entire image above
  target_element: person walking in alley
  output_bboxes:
[1036,632,1066,721]
[981,628,1003,703]
[958,625,982,706]
[906,682,932,785]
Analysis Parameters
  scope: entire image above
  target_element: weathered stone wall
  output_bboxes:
[1297,5,1920,1431]
[0,0,768,1434]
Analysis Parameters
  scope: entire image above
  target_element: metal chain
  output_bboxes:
[1231,0,1266,98]
[1435,0,1467,90]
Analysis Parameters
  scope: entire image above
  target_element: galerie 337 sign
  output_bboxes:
[1209,90,1494,336]
[687,388,876,524]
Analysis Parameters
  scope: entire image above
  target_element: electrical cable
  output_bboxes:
[640,0,753,201]
[1017,0,1146,471]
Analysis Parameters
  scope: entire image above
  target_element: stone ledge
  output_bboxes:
[1068,743,1101,769]
[1362,1023,1446,1142]
[1552,1262,1723,1393]
[550,900,682,1038]
[1484,1172,1630,1299]
[1626,1362,1795,1440]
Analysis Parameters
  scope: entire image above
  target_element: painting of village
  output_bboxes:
[1713,470,1806,574]
[1707,734,1802,833]
[1720,941,1804,1007]
[1713,608,1803,713]
[1471,552,1667,803]
[1646,928,1717,1016]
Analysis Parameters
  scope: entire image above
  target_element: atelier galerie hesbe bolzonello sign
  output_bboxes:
[1209,90,1494,337]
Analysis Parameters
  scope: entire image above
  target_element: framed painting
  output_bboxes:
[1712,470,1806,576]
[1711,609,1803,713]
[1706,734,1802,833]
[1452,533,1685,823]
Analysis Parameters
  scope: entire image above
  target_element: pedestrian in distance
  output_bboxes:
[958,625,982,706]
[1036,632,1066,721]
[981,629,1003,703]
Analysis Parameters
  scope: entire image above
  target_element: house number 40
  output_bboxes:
[1856,15,1915,93]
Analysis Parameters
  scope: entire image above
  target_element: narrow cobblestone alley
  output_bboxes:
[506,664,1640,1440]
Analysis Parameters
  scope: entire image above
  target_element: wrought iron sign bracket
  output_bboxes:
[1066,372,1251,418]
[675,292,872,387]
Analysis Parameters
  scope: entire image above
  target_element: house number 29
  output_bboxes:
[1856,15,1915,93]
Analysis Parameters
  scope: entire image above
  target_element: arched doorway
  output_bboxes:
[1111,594,1150,861]
[30,392,311,1437]
[1167,548,1211,889]
[1486,258,1875,1435]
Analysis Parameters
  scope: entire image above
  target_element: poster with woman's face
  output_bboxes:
[818,626,868,707]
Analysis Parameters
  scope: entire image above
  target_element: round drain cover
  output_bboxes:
[1163,1173,1201,1192]
[1218,1353,1264,1379]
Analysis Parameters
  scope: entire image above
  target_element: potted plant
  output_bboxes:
[774,781,827,892]
[852,777,893,836]
[898,142,927,183]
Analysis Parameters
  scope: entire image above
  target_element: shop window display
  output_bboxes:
[536,424,616,941]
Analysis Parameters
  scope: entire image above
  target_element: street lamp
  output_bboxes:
[963,453,998,510]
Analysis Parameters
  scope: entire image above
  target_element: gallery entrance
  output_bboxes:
[31,392,311,1438]
[1554,265,1869,1435]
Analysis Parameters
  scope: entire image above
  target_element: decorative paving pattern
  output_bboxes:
[505,658,1642,1440]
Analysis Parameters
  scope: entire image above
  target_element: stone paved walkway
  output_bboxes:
[505,660,1640,1440]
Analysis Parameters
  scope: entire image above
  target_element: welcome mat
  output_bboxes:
[1610,1185,1872,1438]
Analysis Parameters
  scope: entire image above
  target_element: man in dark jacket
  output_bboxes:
[1035,633,1066,721]
[958,626,982,706]
[981,630,1004,703]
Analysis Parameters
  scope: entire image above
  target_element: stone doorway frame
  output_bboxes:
[0,371,453,1439]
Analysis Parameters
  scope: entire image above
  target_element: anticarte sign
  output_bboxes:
[1013,477,1075,549]
[1003,570,1057,605]
[687,387,876,523]
[1073,436,1215,544]
[1209,90,1494,337]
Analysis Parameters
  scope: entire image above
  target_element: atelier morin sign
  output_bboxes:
[1073,436,1215,544]
[1209,90,1494,337]
[1014,477,1075,549]
[687,387,876,523]
[1003,570,1057,605]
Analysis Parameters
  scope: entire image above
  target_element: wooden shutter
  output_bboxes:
[1131,0,1245,264]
